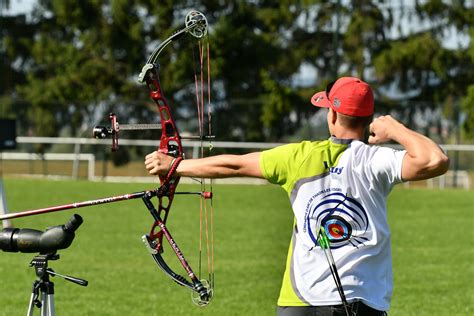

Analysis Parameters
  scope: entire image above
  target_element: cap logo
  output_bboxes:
[333,98,341,108]
[314,96,324,103]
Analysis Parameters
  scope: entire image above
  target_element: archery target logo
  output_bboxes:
[324,215,352,242]
[305,191,370,249]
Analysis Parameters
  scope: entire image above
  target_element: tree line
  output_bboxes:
[1,0,473,148]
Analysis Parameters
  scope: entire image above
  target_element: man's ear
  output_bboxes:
[330,108,337,125]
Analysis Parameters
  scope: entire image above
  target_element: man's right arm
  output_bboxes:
[368,115,450,181]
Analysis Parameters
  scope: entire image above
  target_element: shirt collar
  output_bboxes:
[329,136,356,145]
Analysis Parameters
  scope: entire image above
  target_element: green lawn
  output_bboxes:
[0,178,472,315]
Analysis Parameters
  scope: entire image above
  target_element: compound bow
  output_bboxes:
[0,10,215,306]
[135,10,214,306]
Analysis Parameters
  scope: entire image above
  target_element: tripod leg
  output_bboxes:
[27,281,41,316]
[39,280,56,316]
[46,293,55,316]
[40,289,48,316]
[27,292,36,316]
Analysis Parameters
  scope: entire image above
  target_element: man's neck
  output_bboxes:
[331,129,365,141]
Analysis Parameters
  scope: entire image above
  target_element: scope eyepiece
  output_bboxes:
[63,214,83,232]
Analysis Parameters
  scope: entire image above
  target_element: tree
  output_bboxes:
[461,84,474,137]
[1,0,472,145]
[372,0,473,142]
[0,9,35,128]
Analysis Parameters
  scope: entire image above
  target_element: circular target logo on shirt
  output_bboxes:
[305,191,370,249]
[324,215,352,242]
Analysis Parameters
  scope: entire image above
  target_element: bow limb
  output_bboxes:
[150,251,212,306]
[137,11,208,84]
[141,184,212,306]
[143,220,212,305]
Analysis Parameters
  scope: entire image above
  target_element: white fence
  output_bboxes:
[1,137,473,189]
[1,152,95,180]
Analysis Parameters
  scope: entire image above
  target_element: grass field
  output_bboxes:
[0,178,472,316]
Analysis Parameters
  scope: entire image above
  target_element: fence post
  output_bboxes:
[88,154,95,181]
[72,142,82,179]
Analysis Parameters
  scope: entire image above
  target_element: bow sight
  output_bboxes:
[93,113,163,152]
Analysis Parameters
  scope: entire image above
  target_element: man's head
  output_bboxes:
[311,77,374,139]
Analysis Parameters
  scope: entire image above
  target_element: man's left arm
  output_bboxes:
[145,151,264,179]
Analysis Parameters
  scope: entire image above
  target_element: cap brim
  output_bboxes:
[311,91,331,108]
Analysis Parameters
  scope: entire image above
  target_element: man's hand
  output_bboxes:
[368,115,449,181]
[145,151,175,176]
[368,115,403,144]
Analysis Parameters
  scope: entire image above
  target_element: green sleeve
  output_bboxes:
[260,139,348,194]
[260,142,314,193]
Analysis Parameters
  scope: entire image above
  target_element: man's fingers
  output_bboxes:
[368,123,376,137]
[148,165,159,175]
[144,161,155,172]
[145,151,158,160]
[144,151,160,174]
[144,153,155,165]
[144,158,161,175]
[369,123,375,136]
[144,150,175,176]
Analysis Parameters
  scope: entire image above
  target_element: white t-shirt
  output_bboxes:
[260,137,406,311]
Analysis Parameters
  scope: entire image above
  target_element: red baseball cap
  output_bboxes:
[311,77,374,117]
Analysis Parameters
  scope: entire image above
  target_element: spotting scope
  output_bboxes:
[0,214,83,253]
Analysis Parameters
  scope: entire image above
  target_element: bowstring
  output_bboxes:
[199,40,206,284]
[192,41,204,282]
[207,40,215,292]
[193,36,214,290]
[201,39,214,291]
[194,46,203,138]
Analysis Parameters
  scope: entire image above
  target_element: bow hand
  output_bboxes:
[145,151,176,176]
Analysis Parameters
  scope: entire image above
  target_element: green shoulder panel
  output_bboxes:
[260,139,349,194]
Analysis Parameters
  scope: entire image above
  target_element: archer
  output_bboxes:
[145,77,449,316]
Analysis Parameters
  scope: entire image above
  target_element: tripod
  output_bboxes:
[27,253,88,316]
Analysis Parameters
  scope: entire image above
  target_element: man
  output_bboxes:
[145,77,449,316]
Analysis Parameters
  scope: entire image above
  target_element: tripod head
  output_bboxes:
[30,252,88,287]
[0,214,83,253]
[27,247,88,314]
